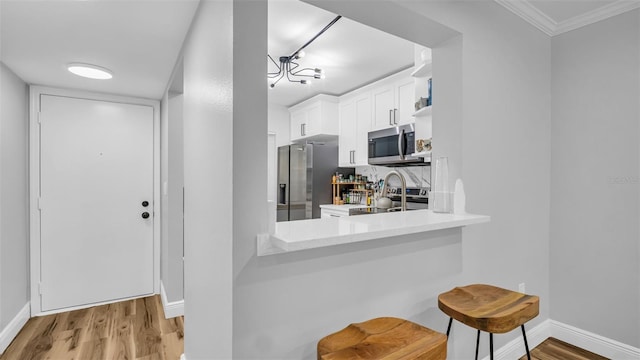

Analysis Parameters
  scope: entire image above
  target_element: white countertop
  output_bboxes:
[257,209,490,256]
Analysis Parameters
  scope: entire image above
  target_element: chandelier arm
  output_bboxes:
[291,67,316,76]
[271,72,285,87]
[289,15,342,59]
[285,69,304,84]
[267,54,281,69]
[289,61,300,72]
[267,55,284,77]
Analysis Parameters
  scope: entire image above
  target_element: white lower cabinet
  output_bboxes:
[321,207,350,218]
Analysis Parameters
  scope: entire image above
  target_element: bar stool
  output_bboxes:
[438,284,539,360]
[317,317,447,360]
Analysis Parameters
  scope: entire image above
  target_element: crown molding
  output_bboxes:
[494,0,556,36]
[495,0,640,36]
[554,0,640,35]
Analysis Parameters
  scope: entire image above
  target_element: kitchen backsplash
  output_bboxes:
[355,165,431,189]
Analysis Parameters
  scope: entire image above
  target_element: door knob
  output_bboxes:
[141,212,150,219]
[142,201,149,207]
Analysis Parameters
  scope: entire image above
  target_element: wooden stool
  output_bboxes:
[438,284,539,360]
[317,317,447,360]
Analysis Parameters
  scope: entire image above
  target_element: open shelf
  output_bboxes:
[412,106,432,117]
[411,150,432,158]
[411,61,433,78]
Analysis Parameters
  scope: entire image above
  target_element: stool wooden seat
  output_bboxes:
[438,284,539,360]
[317,317,447,360]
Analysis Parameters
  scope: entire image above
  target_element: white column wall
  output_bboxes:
[182,0,234,358]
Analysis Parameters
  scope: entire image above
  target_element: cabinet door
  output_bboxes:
[354,94,372,165]
[339,100,356,167]
[290,110,307,141]
[372,85,395,130]
[305,105,321,136]
[396,78,415,125]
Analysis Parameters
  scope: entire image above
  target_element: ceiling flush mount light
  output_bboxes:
[268,15,340,88]
[67,63,113,80]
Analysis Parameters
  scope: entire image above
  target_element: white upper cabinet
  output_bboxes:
[371,68,415,130]
[339,92,371,167]
[289,94,339,142]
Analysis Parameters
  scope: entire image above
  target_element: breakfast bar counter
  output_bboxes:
[257,209,490,256]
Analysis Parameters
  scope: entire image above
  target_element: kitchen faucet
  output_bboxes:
[381,170,407,211]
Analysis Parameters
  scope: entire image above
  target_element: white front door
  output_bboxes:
[39,94,154,312]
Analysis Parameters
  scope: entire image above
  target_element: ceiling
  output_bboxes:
[268,0,416,107]
[495,0,640,36]
[0,0,199,100]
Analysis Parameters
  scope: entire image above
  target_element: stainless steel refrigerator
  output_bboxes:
[277,142,342,221]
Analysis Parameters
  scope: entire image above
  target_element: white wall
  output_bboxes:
[550,10,640,347]
[0,62,29,333]
[180,0,551,358]
[227,1,551,359]
[268,103,290,148]
[182,0,234,358]
[160,87,185,305]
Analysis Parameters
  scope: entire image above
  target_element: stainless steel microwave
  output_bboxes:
[367,124,428,166]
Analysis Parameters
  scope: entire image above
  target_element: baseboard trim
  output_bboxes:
[549,320,640,359]
[480,318,640,360]
[0,302,30,355]
[160,281,184,319]
[481,319,551,360]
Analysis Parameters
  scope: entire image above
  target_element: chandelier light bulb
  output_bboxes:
[297,50,306,59]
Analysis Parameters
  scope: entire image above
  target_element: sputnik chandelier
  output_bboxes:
[268,15,342,88]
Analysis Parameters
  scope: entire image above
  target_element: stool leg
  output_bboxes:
[475,330,480,360]
[490,333,494,360]
[522,325,531,360]
[446,317,453,337]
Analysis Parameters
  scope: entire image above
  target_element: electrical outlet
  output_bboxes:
[518,283,526,293]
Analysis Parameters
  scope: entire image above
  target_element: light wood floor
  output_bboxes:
[519,337,609,360]
[0,295,183,360]
[1,299,609,360]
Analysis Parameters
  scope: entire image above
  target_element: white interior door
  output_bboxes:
[39,94,154,312]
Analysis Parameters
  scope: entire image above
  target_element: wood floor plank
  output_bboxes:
[0,295,183,360]
[520,337,609,360]
[134,297,164,358]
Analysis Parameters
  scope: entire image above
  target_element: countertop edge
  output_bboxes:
[257,210,490,256]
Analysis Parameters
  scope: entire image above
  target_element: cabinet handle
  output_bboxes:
[350,150,355,164]
[301,123,306,136]
[394,108,398,125]
[389,109,393,126]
